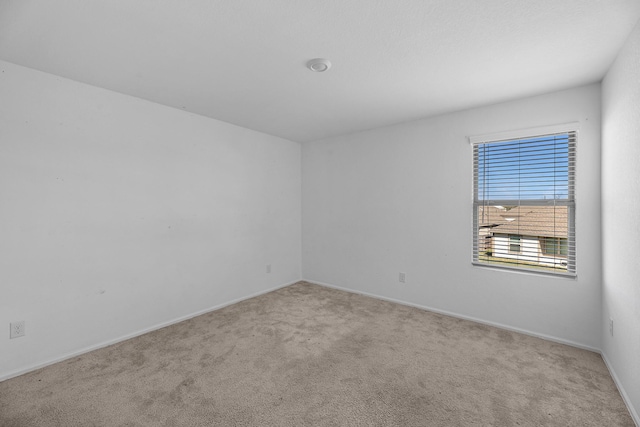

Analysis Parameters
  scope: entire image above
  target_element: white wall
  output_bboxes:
[0,60,301,379]
[602,19,640,423]
[302,84,602,349]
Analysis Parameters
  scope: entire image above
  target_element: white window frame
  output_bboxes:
[469,123,578,277]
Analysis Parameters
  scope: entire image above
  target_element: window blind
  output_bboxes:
[472,131,576,275]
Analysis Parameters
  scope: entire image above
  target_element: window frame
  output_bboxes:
[469,123,577,277]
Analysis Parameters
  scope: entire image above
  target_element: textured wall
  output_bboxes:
[303,84,602,349]
[602,19,640,423]
[0,60,301,379]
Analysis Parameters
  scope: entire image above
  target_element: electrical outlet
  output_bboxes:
[10,321,25,339]
[266,264,272,273]
[609,318,614,336]
[399,272,406,283]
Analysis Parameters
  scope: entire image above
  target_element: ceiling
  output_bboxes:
[0,1,639,143]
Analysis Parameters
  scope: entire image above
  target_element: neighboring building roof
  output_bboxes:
[477,205,568,238]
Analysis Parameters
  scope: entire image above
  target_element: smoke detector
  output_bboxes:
[307,58,331,72]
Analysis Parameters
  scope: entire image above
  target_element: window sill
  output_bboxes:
[472,261,577,279]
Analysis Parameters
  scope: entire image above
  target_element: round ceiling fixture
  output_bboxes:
[307,58,331,72]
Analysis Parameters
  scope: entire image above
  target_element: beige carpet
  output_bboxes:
[0,281,633,426]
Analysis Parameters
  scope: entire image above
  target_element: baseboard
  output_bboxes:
[6,278,635,425]
[0,279,300,383]
[601,352,640,427]
[304,279,600,353]
[305,279,640,422]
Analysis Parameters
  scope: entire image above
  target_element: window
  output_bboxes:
[471,125,576,275]
[542,237,568,256]
[509,235,521,253]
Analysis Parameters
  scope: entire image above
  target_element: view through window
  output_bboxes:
[472,130,576,275]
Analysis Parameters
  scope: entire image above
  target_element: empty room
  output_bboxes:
[1,1,639,426]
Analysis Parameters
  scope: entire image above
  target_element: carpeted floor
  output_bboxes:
[0,281,633,426]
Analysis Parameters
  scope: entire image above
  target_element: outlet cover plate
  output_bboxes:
[10,321,25,339]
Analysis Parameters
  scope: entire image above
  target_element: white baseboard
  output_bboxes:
[0,280,299,382]
[305,279,640,425]
[6,277,636,426]
[601,352,640,427]
[304,279,600,352]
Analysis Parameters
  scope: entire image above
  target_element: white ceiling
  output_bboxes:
[1,1,639,143]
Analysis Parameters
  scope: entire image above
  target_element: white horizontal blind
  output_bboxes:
[472,131,576,275]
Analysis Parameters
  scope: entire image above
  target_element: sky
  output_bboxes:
[476,133,572,202]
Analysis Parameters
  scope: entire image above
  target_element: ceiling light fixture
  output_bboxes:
[307,58,331,72]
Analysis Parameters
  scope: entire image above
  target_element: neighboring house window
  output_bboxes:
[509,235,521,253]
[542,237,568,256]
[471,125,576,276]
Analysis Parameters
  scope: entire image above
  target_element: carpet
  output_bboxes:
[0,281,633,426]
